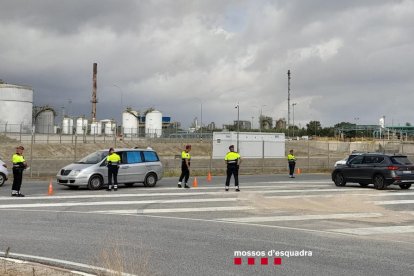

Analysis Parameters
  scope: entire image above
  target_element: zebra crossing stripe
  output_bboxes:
[373,200,414,205]
[217,213,383,223]
[93,206,256,214]
[0,187,373,201]
[329,226,414,235]
[0,198,242,209]
[266,191,414,199]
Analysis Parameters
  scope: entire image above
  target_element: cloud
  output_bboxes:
[1,0,414,129]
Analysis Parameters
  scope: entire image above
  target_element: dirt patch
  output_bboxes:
[238,192,414,223]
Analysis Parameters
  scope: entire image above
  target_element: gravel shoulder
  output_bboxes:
[1,257,91,276]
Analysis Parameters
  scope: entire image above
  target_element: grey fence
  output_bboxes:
[2,131,414,178]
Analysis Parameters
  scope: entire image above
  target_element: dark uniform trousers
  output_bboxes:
[226,164,239,187]
[289,162,296,176]
[12,167,24,192]
[108,164,119,186]
[179,163,190,183]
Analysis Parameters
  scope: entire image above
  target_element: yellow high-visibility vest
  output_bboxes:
[181,151,191,160]
[225,152,240,164]
[287,154,296,162]
[107,153,121,163]
[12,154,25,164]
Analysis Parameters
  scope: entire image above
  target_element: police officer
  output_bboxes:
[225,145,241,192]
[287,149,296,178]
[11,146,27,197]
[178,145,191,188]
[106,148,121,191]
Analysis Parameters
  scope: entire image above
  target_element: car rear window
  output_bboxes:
[363,156,384,164]
[125,151,143,164]
[143,151,159,162]
[390,156,413,165]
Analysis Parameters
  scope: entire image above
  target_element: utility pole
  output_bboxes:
[235,103,240,152]
[200,101,203,141]
[287,70,291,138]
[292,102,297,137]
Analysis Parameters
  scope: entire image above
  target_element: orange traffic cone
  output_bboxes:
[207,172,212,182]
[296,168,301,175]
[192,177,198,188]
[48,179,54,196]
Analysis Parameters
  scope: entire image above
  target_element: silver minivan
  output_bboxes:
[56,148,163,190]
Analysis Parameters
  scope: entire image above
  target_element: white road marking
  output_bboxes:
[399,211,414,215]
[0,184,334,200]
[266,192,414,199]
[0,197,243,209]
[1,191,413,209]
[217,213,383,223]
[94,206,256,214]
[373,200,414,205]
[329,226,414,235]
[0,187,380,201]
[2,208,414,243]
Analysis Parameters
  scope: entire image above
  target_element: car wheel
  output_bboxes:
[88,175,104,190]
[144,173,157,187]
[359,183,369,187]
[399,184,412,190]
[334,173,346,186]
[125,183,134,187]
[373,174,386,190]
[0,173,5,187]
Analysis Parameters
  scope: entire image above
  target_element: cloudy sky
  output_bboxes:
[1,0,413,129]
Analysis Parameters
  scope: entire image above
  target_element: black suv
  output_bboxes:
[332,153,414,190]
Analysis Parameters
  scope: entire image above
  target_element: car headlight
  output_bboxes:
[68,170,81,176]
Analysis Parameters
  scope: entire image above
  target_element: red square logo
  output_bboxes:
[261,258,268,265]
[248,258,255,265]
[274,258,282,265]
[234,258,242,265]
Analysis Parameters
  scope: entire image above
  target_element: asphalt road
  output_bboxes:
[0,174,413,276]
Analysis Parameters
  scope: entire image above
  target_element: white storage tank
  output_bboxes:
[76,117,88,135]
[62,117,74,134]
[34,107,55,134]
[90,121,102,135]
[122,110,138,137]
[145,110,162,138]
[0,83,33,133]
[101,119,116,136]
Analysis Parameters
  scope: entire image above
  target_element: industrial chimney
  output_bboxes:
[91,63,98,122]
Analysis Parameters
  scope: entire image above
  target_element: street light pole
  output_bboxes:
[287,70,291,137]
[292,103,297,137]
[200,101,203,141]
[235,103,240,152]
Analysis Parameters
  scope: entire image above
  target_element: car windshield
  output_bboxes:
[390,156,413,165]
[76,151,108,164]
